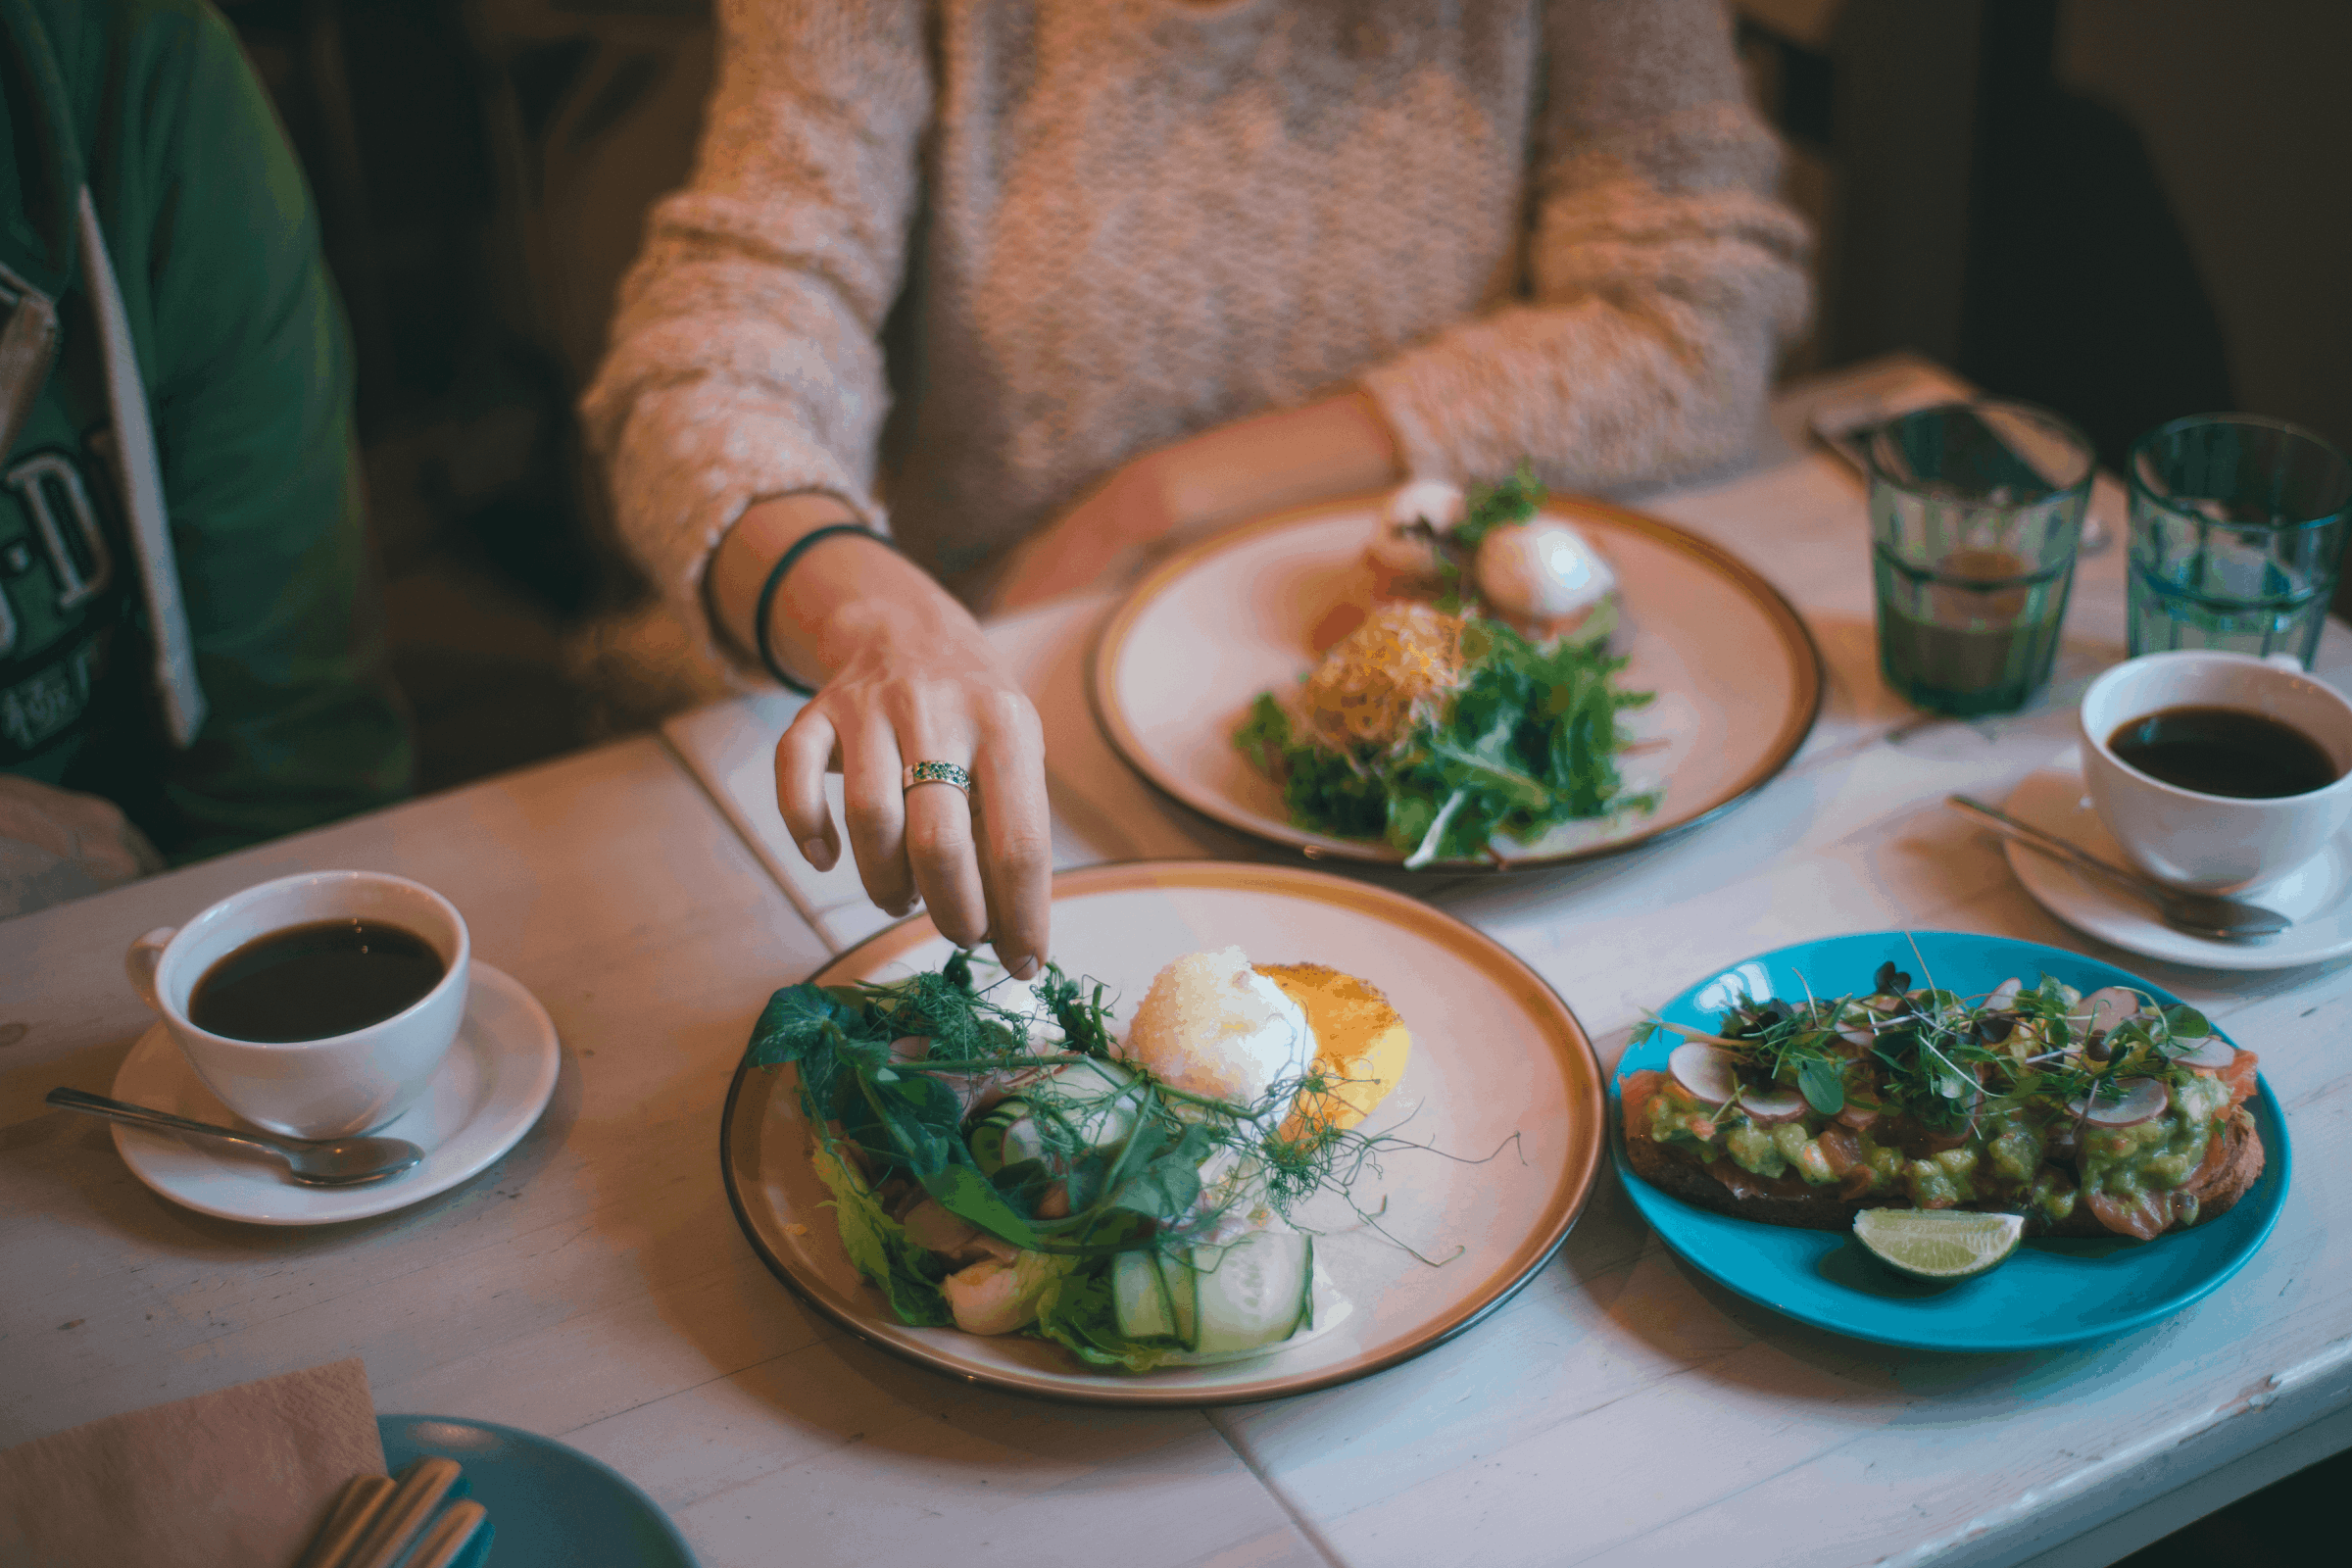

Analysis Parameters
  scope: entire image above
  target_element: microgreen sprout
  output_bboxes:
[1635,954,2221,1140]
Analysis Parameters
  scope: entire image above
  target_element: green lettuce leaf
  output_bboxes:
[1030,1257,1193,1373]
[808,1143,954,1327]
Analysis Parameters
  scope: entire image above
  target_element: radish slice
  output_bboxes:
[2175,1037,2237,1069]
[1669,1042,1739,1102]
[1987,978,2023,1011]
[1739,1086,1808,1123]
[1838,1024,1877,1050]
[2082,986,2143,1040]
[2071,1078,2171,1127]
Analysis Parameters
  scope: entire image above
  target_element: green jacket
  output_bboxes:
[0,0,410,861]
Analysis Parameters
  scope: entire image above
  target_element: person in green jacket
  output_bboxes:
[0,0,411,914]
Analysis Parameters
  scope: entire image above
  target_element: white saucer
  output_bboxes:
[110,962,561,1224]
[2002,760,2352,971]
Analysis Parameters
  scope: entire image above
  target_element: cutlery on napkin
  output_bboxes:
[0,1359,385,1568]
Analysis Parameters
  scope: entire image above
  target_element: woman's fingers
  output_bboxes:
[837,710,915,914]
[786,668,1045,971]
[902,777,989,949]
[774,705,841,870]
[970,692,1053,978]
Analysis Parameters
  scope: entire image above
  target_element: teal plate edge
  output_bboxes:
[378,1414,698,1568]
[1610,931,2293,1352]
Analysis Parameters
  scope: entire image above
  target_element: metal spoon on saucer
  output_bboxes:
[44,1087,424,1186]
[1947,795,2292,942]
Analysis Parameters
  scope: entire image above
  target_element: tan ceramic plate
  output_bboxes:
[720,861,1604,1405]
[1091,493,1823,869]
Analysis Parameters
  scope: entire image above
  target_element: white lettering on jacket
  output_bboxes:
[0,450,113,657]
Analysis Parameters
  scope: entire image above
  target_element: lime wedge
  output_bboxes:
[1852,1209,2025,1281]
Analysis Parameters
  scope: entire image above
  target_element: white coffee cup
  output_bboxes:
[124,870,470,1139]
[2080,650,2352,895]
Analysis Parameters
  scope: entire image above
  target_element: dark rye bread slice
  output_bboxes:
[1622,1125,1876,1231]
[1621,1072,2265,1239]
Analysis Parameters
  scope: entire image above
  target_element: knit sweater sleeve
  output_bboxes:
[1359,0,1811,492]
[578,0,928,674]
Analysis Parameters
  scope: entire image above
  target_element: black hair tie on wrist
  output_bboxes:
[752,522,895,695]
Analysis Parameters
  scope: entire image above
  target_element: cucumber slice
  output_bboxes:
[1035,1060,1141,1153]
[1111,1250,1174,1340]
[966,1100,1032,1175]
[1159,1251,1200,1349]
[1189,1230,1313,1355]
[971,1061,1139,1176]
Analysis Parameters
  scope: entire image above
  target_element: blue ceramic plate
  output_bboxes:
[379,1415,697,1568]
[1613,932,2291,1351]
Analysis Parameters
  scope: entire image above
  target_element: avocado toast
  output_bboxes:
[1619,961,2265,1241]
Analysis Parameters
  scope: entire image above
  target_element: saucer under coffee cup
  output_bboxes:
[2081,650,2352,898]
[123,871,471,1140]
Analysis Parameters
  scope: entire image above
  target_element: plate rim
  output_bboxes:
[110,962,561,1226]
[1610,929,2294,1351]
[717,858,1607,1406]
[375,1412,698,1565]
[1086,489,1827,872]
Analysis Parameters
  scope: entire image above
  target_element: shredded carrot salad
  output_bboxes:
[1300,604,1469,751]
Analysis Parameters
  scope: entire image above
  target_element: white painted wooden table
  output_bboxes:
[0,741,1330,1566]
[659,357,2352,1568]
[3,358,2345,1568]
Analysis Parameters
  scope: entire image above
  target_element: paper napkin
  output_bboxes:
[0,1357,386,1568]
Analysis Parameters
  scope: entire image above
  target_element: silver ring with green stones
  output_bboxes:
[902,760,972,798]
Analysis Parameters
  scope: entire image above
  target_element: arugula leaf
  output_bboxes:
[1233,693,1295,777]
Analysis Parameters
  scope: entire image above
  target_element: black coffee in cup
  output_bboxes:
[188,918,445,1043]
[2107,705,2341,800]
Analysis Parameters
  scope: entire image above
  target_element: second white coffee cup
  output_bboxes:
[124,870,470,1140]
[2081,650,2352,896]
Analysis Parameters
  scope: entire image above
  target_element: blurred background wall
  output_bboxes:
[215,0,2352,804]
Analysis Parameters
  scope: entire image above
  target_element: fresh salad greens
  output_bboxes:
[1631,959,2219,1133]
[745,957,1389,1371]
[1235,468,1657,867]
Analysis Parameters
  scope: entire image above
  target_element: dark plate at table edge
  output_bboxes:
[717,858,1608,1406]
[1608,931,2294,1351]
[1085,490,1828,874]
[375,1413,698,1566]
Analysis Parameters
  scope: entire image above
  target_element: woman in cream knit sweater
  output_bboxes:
[583,0,1809,976]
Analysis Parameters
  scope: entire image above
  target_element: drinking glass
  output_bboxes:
[2126,415,2352,667]
[1868,401,2095,715]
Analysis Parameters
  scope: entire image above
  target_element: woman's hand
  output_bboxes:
[992,391,1404,614]
[710,498,1053,977]
[992,454,1172,612]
